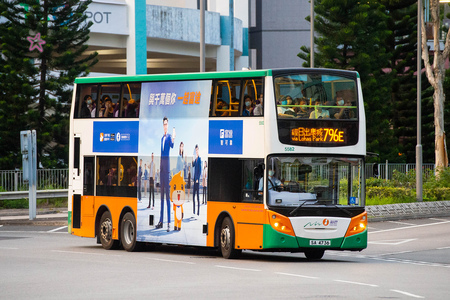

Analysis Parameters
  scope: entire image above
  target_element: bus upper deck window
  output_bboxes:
[76,84,98,118]
[121,83,141,118]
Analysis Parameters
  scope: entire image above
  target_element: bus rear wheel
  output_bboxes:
[121,212,138,252]
[220,217,241,259]
[99,211,120,250]
[304,249,325,260]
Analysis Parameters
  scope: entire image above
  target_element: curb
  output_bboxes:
[367,200,450,222]
[0,219,68,226]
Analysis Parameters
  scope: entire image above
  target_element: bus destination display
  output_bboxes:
[291,127,345,143]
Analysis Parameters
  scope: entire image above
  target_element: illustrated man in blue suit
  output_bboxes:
[156,116,175,231]
[192,144,202,216]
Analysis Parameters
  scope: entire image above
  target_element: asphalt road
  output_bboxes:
[1,217,449,299]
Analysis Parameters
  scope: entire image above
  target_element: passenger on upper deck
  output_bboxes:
[80,95,95,118]
[253,94,263,116]
[242,95,254,116]
[295,98,310,118]
[277,96,296,117]
[102,97,115,118]
[126,99,137,118]
[309,99,330,119]
[333,96,354,119]
[216,99,230,116]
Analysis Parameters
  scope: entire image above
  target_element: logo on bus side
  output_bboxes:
[93,121,139,153]
[209,120,243,154]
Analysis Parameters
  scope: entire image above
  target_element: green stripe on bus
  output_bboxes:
[75,70,272,84]
[262,224,300,249]
[340,231,367,249]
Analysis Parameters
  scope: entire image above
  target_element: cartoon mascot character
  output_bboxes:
[170,171,186,231]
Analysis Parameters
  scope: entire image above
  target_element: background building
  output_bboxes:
[248,0,310,70]
[83,0,251,75]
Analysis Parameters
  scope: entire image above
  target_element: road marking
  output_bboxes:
[0,247,19,250]
[275,272,318,279]
[369,220,450,234]
[215,265,261,272]
[0,230,67,234]
[334,279,378,287]
[146,258,195,265]
[390,289,424,298]
[388,221,416,226]
[51,250,122,257]
[437,246,450,250]
[429,218,449,222]
[369,238,416,245]
[47,226,67,233]
[371,256,450,268]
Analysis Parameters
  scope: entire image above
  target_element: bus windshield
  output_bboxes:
[275,72,358,120]
[265,155,363,208]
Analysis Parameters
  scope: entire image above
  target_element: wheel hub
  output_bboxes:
[220,225,231,251]
[101,219,112,241]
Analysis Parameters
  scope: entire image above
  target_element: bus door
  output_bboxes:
[83,157,95,196]
[72,134,83,193]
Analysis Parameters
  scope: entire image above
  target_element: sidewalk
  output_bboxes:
[0,208,68,226]
[1,201,450,226]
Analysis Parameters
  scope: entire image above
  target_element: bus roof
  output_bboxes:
[74,68,360,84]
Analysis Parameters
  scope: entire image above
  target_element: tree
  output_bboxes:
[298,0,397,161]
[0,0,97,169]
[420,0,450,171]
[381,1,435,163]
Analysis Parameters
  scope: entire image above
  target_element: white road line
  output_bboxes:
[371,256,450,268]
[146,258,195,265]
[388,221,416,226]
[437,246,450,250]
[369,220,450,234]
[47,226,68,233]
[0,230,67,234]
[334,279,378,287]
[390,289,424,298]
[215,265,261,272]
[368,238,417,245]
[429,218,449,222]
[51,250,122,257]
[0,247,19,250]
[275,272,318,279]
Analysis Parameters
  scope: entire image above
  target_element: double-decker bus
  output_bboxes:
[69,68,367,259]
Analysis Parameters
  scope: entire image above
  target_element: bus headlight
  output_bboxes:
[267,211,295,236]
[345,212,367,237]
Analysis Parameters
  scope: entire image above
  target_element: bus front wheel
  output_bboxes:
[220,217,241,259]
[304,249,325,260]
[99,211,120,250]
[121,212,138,252]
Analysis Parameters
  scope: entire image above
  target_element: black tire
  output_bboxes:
[99,211,120,250]
[220,217,241,259]
[304,249,325,260]
[120,212,138,252]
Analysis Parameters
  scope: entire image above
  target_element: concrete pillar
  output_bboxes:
[125,0,147,75]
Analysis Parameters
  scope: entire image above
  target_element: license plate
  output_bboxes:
[309,240,330,246]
